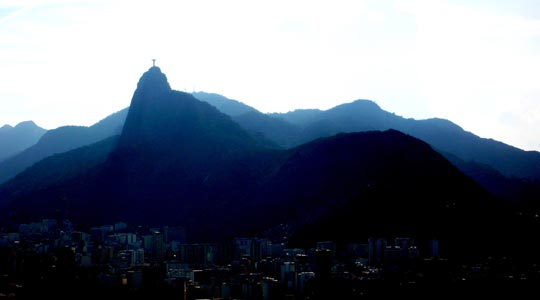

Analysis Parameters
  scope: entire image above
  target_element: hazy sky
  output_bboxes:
[1,0,540,151]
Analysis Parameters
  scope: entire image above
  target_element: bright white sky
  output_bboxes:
[1,0,540,151]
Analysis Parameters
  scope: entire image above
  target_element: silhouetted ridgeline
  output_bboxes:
[269,102,540,182]
[1,66,539,262]
[0,121,46,162]
[0,108,128,184]
[3,82,540,209]
[198,93,540,208]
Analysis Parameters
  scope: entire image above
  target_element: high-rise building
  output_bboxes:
[154,233,165,260]
[429,239,439,258]
[234,238,252,259]
[134,248,145,265]
[142,231,165,260]
[314,249,332,281]
[251,238,270,262]
[395,237,415,258]
[296,272,315,293]
[180,243,214,265]
[368,237,387,265]
[142,234,152,249]
[383,245,402,266]
[280,261,296,288]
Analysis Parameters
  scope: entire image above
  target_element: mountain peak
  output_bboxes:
[119,66,262,156]
[15,120,39,129]
[348,99,381,110]
[0,120,46,162]
[133,66,171,100]
[0,121,42,134]
[0,124,13,132]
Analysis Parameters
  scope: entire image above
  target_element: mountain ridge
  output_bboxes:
[0,108,128,184]
[2,90,538,210]
[193,94,540,207]
[0,120,46,162]
[1,67,534,260]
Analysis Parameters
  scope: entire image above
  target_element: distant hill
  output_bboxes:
[0,108,128,184]
[231,111,300,148]
[265,101,540,207]
[268,109,323,126]
[259,131,526,258]
[1,67,536,261]
[196,94,540,182]
[270,100,540,181]
[193,92,298,148]
[0,121,46,162]
[0,136,119,202]
[192,92,258,117]
[190,94,540,207]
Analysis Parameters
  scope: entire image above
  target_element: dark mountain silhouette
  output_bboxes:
[256,130,527,258]
[0,67,276,230]
[442,151,540,210]
[0,108,128,184]
[0,121,46,162]
[270,100,540,181]
[119,69,263,151]
[403,118,540,180]
[230,111,300,148]
[193,95,540,204]
[265,101,540,207]
[197,94,540,186]
[0,136,118,202]
[1,66,536,260]
[192,92,258,117]
[268,109,323,126]
[94,67,278,233]
[193,92,299,148]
